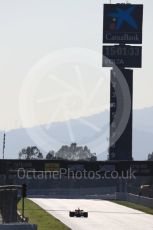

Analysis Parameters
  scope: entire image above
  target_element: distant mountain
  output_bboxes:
[1,107,153,160]
[133,107,153,133]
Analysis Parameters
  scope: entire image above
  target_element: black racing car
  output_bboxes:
[69,208,88,218]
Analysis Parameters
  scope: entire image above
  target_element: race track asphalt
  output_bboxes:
[31,198,153,230]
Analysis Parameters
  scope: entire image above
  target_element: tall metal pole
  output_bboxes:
[109,68,133,160]
[3,132,5,159]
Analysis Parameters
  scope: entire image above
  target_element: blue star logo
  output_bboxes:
[107,6,138,30]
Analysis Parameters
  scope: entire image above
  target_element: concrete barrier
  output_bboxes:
[127,193,153,209]
[115,192,153,209]
[116,192,127,200]
[0,223,37,230]
[27,187,116,196]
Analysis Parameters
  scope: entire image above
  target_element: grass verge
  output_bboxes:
[112,200,153,215]
[18,198,71,230]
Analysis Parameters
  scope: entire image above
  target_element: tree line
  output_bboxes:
[18,143,97,161]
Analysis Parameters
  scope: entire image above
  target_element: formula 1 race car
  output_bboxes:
[69,208,88,218]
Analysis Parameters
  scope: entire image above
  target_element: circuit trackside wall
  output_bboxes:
[0,160,152,197]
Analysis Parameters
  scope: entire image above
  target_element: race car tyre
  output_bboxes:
[69,211,75,217]
[83,212,88,218]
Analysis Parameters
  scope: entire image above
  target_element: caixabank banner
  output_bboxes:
[103,4,143,44]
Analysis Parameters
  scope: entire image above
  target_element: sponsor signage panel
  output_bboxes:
[0,160,153,176]
[103,45,142,68]
[68,164,84,172]
[45,163,60,171]
[103,4,143,44]
[99,164,115,172]
[130,163,153,176]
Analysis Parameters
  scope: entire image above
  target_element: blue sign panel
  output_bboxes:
[103,4,143,44]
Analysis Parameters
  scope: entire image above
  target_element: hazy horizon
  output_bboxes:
[0,0,152,131]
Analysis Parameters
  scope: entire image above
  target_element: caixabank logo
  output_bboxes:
[103,4,143,44]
